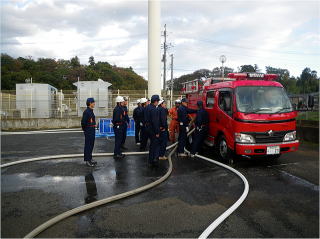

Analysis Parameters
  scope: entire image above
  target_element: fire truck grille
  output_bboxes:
[242,131,291,144]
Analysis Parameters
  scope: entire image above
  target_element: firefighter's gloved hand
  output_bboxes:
[186,127,189,132]
[140,122,143,126]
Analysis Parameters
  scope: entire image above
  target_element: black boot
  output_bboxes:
[114,154,126,160]
[86,161,96,167]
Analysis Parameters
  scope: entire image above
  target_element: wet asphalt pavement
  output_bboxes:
[1,130,319,238]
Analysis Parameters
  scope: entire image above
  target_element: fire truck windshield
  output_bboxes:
[235,86,293,114]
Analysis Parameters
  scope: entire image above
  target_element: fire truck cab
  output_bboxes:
[182,72,299,162]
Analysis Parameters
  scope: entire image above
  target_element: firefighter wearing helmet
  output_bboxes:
[139,97,149,151]
[112,96,126,159]
[81,97,97,167]
[168,99,181,142]
[177,98,197,157]
[158,98,168,160]
[190,101,209,158]
[121,96,129,150]
[144,95,161,167]
[133,99,143,145]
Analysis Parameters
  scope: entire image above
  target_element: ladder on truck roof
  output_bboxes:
[181,77,234,93]
[181,79,202,93]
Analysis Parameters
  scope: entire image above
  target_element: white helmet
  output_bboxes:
[175,99,181,103]
[115,96,125,103]
[137,99,141,104]
[159,99,165,105]
[140,98,148,104]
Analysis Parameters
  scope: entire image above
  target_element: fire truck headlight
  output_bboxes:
[235,133,255,143]
[283,131,296,141]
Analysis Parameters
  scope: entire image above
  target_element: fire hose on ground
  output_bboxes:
[1,129,249,238]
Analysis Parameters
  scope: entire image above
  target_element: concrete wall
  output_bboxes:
[1,118,81,131]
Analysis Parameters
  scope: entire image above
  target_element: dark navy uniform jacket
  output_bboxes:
[195,108,209,127]
[81,107,96,130]
[140,106,146,125]
[122,106,130,124]
[144,104,160,135]
[133,106,143,123]
[112,105,126,126]
[158,106,168,130]
[177,105,197,126]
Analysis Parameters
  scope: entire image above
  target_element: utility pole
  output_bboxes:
[170,54,174,107]
[162,24,167,91]
[30,77,33,118]
[60,89,63,118]
[77,76,80,116]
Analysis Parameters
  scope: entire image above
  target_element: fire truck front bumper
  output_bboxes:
[235,140,299,156]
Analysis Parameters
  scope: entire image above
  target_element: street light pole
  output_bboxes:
[219,55,226,81]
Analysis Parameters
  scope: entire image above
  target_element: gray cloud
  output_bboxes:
[1,0,319,78]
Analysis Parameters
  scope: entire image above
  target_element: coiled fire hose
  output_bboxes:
[1,129,249,238]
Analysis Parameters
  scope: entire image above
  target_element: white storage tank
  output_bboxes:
[16,83,58,118]
[73,79,112,117]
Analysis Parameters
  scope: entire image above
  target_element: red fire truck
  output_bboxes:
[183,72,299,163]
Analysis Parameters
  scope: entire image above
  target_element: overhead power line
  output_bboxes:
[196,38,320,56]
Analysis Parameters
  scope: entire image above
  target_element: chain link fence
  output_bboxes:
[1,90,182,119]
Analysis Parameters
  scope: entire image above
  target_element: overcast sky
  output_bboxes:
[1,0,319,82]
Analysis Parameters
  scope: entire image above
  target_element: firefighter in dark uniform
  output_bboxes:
[121,97,129,150]
[145,95,160,167]
[81,98,97,167]
[133,99,142,145]
[139,98,148,151]
[177,98,197,157]
[112,96,126,159]
[158,99,168,160]
[190,101,209,158]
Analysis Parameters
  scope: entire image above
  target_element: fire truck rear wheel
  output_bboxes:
[217,135,234,164]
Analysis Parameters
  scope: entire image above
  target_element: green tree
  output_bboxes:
[238,65,256,72]
[88,56,95,66]
[265,66,297,93]
[296,68,319,94]
[70,56,80,68]
[0,54,147,90]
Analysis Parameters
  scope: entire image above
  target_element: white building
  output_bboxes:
[16,83,58,118]
[73,79,112,117]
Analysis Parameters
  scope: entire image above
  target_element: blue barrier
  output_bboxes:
[96,118,135,138]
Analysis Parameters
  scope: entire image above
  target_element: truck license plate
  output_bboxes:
[267,146,280,155]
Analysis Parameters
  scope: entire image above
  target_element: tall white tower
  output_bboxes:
[148,0,161,98]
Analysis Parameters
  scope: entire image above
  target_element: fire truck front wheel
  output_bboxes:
[217,135,234,164]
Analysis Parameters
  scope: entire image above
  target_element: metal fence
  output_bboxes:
[288,93,319,111]
[0,90,183,119]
